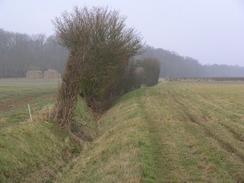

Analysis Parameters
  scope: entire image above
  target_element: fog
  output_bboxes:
[0,0,244,66]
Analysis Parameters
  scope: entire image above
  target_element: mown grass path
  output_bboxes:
[138,82,244,182]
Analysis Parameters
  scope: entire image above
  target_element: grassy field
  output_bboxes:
[55,81,244,183]
[139,82,244,182]
[1,79,244,182]
[0,78,59,128]
[0,79,95,182]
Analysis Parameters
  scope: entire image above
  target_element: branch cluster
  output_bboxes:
[52,6,142,131]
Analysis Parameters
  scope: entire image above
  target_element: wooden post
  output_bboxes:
[27,104,32,121]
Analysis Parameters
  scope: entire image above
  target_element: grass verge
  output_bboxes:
[55,82,244,183]
[0,79,96,183]
[55,89,157,183]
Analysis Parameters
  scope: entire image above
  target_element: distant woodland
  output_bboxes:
[137,46,244,78]
[0,29,68,78]
[0,29,244,78]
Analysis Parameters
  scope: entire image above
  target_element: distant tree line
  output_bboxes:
[0,29,68,78]
[1,29,243,79]
[137,46,244,78]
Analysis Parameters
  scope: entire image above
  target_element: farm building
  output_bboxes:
[43,69,61,79]
[26,70,43,79]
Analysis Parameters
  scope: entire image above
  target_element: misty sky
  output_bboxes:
[0,0,244,66]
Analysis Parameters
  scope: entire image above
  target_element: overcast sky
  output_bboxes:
[0,0,244,66]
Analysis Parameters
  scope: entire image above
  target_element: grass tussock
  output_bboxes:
[0,99,96,183]
[0,118,74,182]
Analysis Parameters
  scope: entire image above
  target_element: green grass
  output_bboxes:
[0,120,74,183]
[0,79,58,128]
[1,79,244,182]
[138,82,244,182]
[55,81,244,183]
[55,89,156,183]
[0,79,95,183]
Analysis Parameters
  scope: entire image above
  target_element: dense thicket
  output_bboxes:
[0,29,68,78]
[126,58,160,89]
[137,46,244,77]
[138,58,160,86]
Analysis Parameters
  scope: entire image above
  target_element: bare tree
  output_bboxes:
[52,6,142,133]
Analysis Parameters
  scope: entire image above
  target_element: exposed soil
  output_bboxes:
[0,94,54,112]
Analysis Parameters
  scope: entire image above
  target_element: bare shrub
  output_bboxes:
[51,6,142,134]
